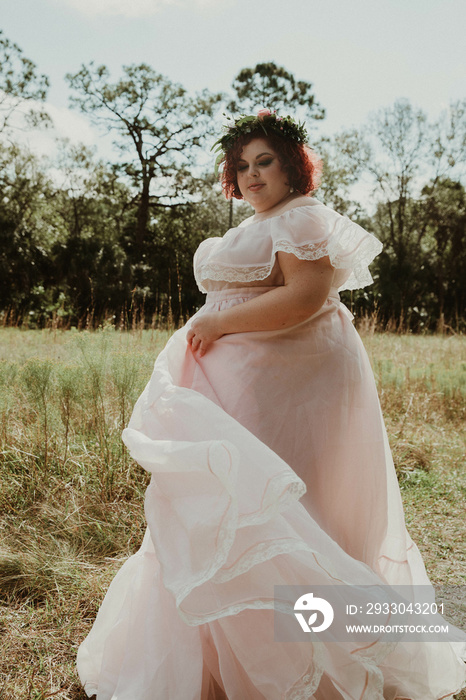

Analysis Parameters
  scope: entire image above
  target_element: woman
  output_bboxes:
[77,110,466,699]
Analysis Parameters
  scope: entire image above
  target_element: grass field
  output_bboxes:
[0,327,465,699]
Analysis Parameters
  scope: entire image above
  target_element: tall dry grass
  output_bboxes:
[0,327,465,699]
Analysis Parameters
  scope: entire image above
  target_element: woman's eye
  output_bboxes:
[237,159,272,172]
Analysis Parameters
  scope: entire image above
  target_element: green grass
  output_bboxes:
[0,328,465,699]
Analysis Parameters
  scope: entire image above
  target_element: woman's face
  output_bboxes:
[236,138,290,213]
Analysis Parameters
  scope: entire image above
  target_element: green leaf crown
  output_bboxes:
[212,110,309,175]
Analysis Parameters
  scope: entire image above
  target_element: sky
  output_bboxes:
[1,0,465,160]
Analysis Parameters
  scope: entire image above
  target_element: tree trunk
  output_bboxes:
[136,176,151,251]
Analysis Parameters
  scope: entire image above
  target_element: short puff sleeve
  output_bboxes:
[194,202,382,293]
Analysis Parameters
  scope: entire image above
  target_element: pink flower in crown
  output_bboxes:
[257,108,272,119]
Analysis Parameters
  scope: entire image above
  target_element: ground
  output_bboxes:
[0,328,464,698]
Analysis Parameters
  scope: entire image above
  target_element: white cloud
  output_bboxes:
[44,103,97,147]
[61,0,163,18]
[55,0,218,18]
[0,93,101,159]
[27,106,99,160]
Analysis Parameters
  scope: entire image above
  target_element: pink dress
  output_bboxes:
[77,200,466,699]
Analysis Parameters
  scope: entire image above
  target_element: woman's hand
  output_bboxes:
[186,313,224,357]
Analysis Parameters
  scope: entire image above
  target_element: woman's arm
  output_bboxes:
[187,252,335,356]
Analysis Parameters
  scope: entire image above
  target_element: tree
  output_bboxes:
[428,100,466,184]
[0,142,56,318]
[228,61,325,125]
[331,99,466,326]
[0,30,50,135]
[313,134,368,217]
[340,101,428,253]
[0,140,135,325]
[49,142,133,321]
[66,63,222,254]
[420,178,466,329]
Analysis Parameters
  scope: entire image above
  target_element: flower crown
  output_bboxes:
[212,109,309,175]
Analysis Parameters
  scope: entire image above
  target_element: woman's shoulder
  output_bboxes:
[238,196,324,229]
[273,194,321,218]
[237,213,255,228]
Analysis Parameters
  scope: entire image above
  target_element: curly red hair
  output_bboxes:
[220,128,323,200]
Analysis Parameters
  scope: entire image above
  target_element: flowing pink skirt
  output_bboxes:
[77,287,466,699]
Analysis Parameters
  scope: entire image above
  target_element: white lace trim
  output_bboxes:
[154,479,239,608]
[274,238,331,261]
[285,648,325,700]
[285,645,388,700]
[178,597,278,626]
[238,471,306,528]
[211,538,310,584]
[196,260,273,289]
[359,660,385,700]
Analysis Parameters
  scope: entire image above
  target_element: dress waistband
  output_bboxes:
[204,286,352,321]
[205,286,341,304]
[205,287,278,302]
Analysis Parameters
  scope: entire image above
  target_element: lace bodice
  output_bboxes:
[193,199,382,293]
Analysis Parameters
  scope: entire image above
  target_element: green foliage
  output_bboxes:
[313,134,368,216]
[0,143,58,317]
[228,61,325,125]
[420,178,466,324]
[0,327,161,508]
[21,358,55,472]
[50,141,133,322]
[333,100,466,329]
[0,30,50,133]
[22,357,54,409]
[363,177,466,329]
[57,364,83,463]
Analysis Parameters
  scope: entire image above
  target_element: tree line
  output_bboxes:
[0,30,465,331]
